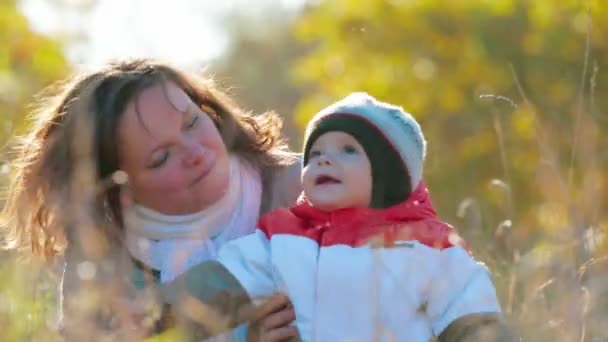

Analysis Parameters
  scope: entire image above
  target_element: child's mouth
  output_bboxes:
[315,174,341,185]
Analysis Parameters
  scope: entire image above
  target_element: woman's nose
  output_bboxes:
[182,142,204,168]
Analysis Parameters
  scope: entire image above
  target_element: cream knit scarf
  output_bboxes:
[124,156,262,283]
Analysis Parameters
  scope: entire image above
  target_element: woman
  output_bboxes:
[1,58,300,340]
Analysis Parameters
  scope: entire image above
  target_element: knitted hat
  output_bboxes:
[302,92,426,208]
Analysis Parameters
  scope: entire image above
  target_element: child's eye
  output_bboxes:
[343,145,358,154]
[309,150,321,158]
[149,151,170,169]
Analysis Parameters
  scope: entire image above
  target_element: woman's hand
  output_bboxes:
[247,294,299,342]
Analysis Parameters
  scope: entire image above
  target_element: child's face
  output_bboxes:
[302,131,372,212]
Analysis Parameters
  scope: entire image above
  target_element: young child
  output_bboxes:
[166,92,506,341]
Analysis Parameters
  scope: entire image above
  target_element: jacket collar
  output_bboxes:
[288,181,461,249]
[291,181,437,227]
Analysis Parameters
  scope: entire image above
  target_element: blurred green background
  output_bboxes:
[1,0,607,340]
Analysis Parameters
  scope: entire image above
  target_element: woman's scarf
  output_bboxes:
[124,156,262,283]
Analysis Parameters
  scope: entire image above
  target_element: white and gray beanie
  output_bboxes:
[302,92,426,208]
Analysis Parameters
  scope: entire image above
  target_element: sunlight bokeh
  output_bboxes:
[19,0,305,69]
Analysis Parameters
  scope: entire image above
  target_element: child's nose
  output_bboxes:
[317,153,333,166]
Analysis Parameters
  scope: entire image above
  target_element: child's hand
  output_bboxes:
[247,294,299,341]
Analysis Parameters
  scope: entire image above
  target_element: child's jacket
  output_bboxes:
[170,183,502,341]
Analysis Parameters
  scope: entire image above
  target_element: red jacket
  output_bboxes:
[215,181,499,340]
[258,181,465,250]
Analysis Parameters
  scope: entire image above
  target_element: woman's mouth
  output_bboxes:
[190,165,213,186]
[315,174,341,185]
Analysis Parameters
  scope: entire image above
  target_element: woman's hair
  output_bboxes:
[1,58,292,260]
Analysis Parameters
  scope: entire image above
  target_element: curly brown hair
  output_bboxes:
[1,58,292,260]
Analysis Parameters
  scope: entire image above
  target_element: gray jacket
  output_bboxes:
[59,156,302,339]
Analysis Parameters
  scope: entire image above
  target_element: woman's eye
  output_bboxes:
[186,114,199,129]
[343,145,358,154]
[149,151,169,169]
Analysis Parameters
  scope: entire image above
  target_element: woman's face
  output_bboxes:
[117,81,230,215]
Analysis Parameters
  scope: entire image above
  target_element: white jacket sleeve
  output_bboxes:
[217,229,277,300]
[426,247,502,336]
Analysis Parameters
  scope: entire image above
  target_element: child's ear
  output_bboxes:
[296,192,308,205]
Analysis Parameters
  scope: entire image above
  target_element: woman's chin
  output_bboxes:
[193,168,230,207]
